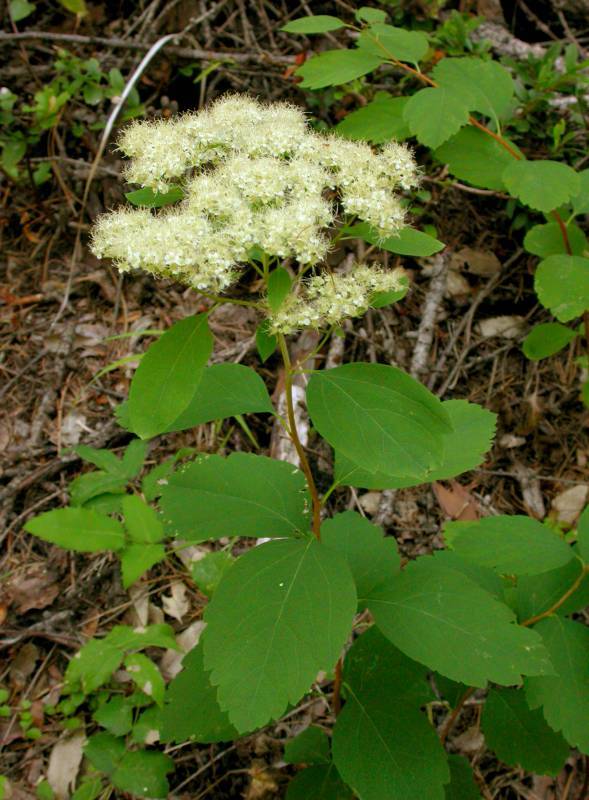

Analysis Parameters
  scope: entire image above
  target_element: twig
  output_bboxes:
[410,253,448,380]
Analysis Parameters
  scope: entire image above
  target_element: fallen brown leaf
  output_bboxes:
[433,481,480,521]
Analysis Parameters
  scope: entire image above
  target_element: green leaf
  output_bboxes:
[58,0,87,13]
[105,623,178,652]
[82,492,125,516]
[164,363,273,433]
[307,363,452,479]
[160,452,309,542]
[404,87,470,149]
[336,400,495,489]
[93,696,134,736]
[427,550,505,601]
[120,544,166,589]
[446,516,574,575]
[267,267,292,312]
[73,445,123,475]
[333,672,448,799]
[368,556,553,686]
[346,221,444,256]
[523,222,587,257]
[131,705,162,744]
[191,551,234,597]
[66,640,125,693]
[577,506,589,560]
[432,57,515,119]
[203,538,357,731]
[122,495,164,544]
[435,127,523,191]
[71,776,103,800]
[111,750,173,799]
[356,7,387,24]
[84,732,126,775]
[121,439,148,478]
[9,0,36,22]
[124,653,165,706]
[444,755,481,800]
[502,160,580,214]
[69,472,127,507]
[282,15,345,33]
[321,511,400,607]
[535,255,589,322]
[515,555,589,622]
[161,642,238,743]
[296,50,383,90]
[286,765,353,799]
[142,459,175,502]
[125,186,184,208]
[256,321,277,362]
[128,314,213,439]
[482,687,569,775]
[357,23,429,64]
[526,616,589,752]
[284,727,330,765]
[571,169,589,215]
[24,508,126,552]
[337,95,410,143]
[523,322,576,360]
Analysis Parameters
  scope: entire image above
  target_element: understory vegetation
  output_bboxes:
[1,1,589,798]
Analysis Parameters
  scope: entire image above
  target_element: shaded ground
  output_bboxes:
[1,1,589,798]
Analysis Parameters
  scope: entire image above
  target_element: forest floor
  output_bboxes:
[1,1,589,798]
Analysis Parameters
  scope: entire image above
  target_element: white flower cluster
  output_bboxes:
[269,265,408,334]
[91,95,418,293]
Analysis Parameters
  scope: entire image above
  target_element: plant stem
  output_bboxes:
[439,686,475,745]
[521,561,588,627]
[332,656,343,716]
[278,334,322,540]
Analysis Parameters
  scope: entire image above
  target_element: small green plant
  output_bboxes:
[23,93,589,797]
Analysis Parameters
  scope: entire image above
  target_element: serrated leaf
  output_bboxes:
[337,95,410,143]
[256,321,277,362]
[191,551,234,597]
[111,750,173,799]
[131,705,162,744]
[526,616,589,752]
[432,57,514,119]
[93,696,133,736]
[105,623,179,652]
[164,363,273,432]
[161,642,238,743]
[404,87,470,149]
[69,472,127,507]
[523,322,576,360]
[203,538,357,731]
[571,169,589,215]
[368,556,553,686]
[25,508,126,552]
[267,267,292,312]
[125,653,165,706]
[357,23,429,64]
[122,495,164,543]
[142,459,175,502]
[120,544,166,588]
[345,221,444,256]
[332,680,448,800]
[284,727,330,765]
[125,186,183,208]
[435,127,523,191]
[444,755,481,800]
[523,222,587,258]
[502,160,580,214]
[515,554,589,622]
[286,765,353,799]
[482,687,569,775]
[160,452,309,542]
[446,515,574,575]
[321,511,400,607]
[307,363,452,479]
[335,399,495,489]
[128,314,213,439]
[296,49,383,90]
[281,15,345,33]
[66,639,124,693]
[121,438,147,478]
[535,255,589,322]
